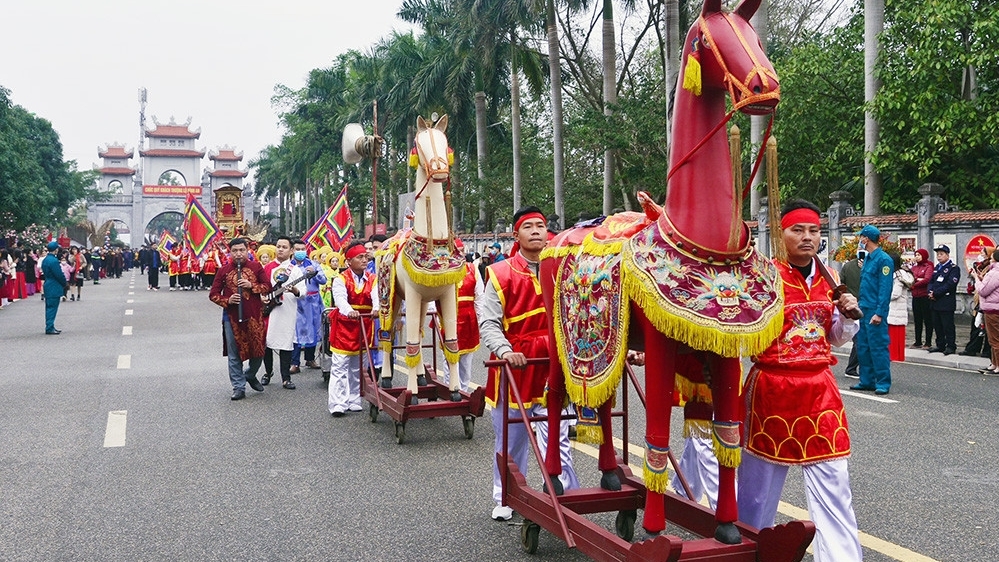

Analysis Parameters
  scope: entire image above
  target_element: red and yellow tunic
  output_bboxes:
[744,260,850,465]
[456,263,480,354]
[169,247,181,276]
[179,251,192,275]
[203,250,219,275]
[484,253,549,408]
[329,270,376,355]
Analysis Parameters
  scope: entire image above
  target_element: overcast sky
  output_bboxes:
[1,0,412,177]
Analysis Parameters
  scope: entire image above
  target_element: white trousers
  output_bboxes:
[670,435,721,510]
[737,454,863,562]
[440,353,473,392]
[328,352,362,413]
[492,404,579,505]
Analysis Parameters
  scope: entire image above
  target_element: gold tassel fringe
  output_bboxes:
[622,266,784,358]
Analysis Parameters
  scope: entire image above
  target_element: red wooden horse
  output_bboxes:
[540,0,782,544]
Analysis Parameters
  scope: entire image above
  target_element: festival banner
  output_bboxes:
[156,230,177,258]
[326,184,354,250]
[303,206,336,253]
[183,194,220,258]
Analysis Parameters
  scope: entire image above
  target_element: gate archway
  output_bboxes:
[144,211,184,246]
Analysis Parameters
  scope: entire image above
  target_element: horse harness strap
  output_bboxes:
[698,14,779,112]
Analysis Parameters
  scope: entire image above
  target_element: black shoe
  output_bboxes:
[282,381,296,390]
[926,347,943,353]
[874,389,890,395]
[849,384,875,391]
[261,374,271,386]
[45,330,61,335]
[231,389,246,401]
[246,376,264,392]
[943,348,956,356]
[958,351,973,356]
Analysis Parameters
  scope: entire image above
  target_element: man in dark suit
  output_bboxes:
[840,249,864,378]
[927,244,961,355]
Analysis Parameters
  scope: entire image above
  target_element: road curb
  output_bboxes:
[834,343,992,372]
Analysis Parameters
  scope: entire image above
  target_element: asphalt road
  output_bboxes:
[0,272,996,561]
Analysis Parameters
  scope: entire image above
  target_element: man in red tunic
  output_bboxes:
[479,207,578,521]
[738,199,862,562]
[327,241,377,417]
[436,242,481,392]
[209,237,271,401]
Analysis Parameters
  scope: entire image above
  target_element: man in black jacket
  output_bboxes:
[840,250,864,378]
[927,245,961,355]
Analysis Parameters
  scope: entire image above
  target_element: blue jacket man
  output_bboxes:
[290,242,327,371]
[850,225,894,394]
[41,241,68,334]
[927,245,961,354]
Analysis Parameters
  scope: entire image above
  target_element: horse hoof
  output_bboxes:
[542,477,564,496]
[714,522,741,545]
[380,378,393,389]
[450,391,461,402]
[600,470,621,491]
[417,375,428,386]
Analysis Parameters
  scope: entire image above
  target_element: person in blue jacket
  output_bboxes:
[41,241,68,335]
[850,225,894,395]
[926,244,961,355]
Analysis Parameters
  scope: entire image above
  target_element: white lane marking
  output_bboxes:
[128,291,134,295]
[126,299,134,303]
[840,389,898,403]
[122,326,132,336]
[103,410,127,447]
[117,355,131,369]
[125,309,133,315]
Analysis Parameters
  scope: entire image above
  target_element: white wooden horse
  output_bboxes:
[374,116,464,400]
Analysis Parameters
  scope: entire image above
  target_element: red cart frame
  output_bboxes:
[359,312,485,444]
[487,356,815,562]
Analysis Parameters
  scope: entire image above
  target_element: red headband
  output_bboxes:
[514,212,546,232]
[781,208,820,230]
[345,245,366,260]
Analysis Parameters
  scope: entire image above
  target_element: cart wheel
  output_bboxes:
[322,371,330,384]
[394,422,406,444]
[520,520,540,554]
[462,416,475,439]
[417,374,428,387]
[368,404,379,423]
[615,510,636,542]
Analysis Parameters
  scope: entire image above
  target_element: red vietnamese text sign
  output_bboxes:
[142,185,203,196]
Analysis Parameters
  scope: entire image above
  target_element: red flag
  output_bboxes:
[326,185,353,250]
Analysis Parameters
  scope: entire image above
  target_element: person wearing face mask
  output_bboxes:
[290,240,327,374]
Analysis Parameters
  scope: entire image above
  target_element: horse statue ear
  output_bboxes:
[701,0,721,16]
[417,115,429,132]
[434,114,449,132]
[734,0,762,20]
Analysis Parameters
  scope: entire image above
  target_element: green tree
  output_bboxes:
[0,85,94,231]
[873,0,999,211]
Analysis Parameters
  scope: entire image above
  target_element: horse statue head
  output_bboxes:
[414,115,450,184]
[667,0,780,257]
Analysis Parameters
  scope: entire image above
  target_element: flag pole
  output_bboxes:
[371,99,379,238]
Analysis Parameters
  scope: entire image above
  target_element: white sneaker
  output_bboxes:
[347,404,363,412]
[491,505,513,521]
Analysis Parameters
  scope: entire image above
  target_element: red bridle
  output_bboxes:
[667,13,780,200]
